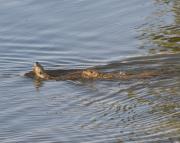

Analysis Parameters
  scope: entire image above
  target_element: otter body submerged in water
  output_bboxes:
[24,62,160,81]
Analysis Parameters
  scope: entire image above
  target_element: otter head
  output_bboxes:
[33,62,49,79]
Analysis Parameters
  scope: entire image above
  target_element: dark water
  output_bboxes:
[0,0,180,142]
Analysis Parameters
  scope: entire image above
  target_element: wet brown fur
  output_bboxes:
[25,62,160,81]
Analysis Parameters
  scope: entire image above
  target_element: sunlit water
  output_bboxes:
[0,0,179,142]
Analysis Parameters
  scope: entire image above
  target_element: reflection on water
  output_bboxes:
[158,0,180,52]
[152,25,180,51]
[139,0,180,53]
[0,0,180,142]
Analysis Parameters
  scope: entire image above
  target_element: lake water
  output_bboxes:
[0,0,180,142]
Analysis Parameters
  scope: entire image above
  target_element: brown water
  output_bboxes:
[0,0,180,142]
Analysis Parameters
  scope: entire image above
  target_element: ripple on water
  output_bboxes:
[0,0,180,142]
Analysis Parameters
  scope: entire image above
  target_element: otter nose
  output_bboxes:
[34,62,39,66]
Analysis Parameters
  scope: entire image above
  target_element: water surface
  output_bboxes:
[0,0,180,142]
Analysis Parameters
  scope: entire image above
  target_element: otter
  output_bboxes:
[24,62,160,81]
